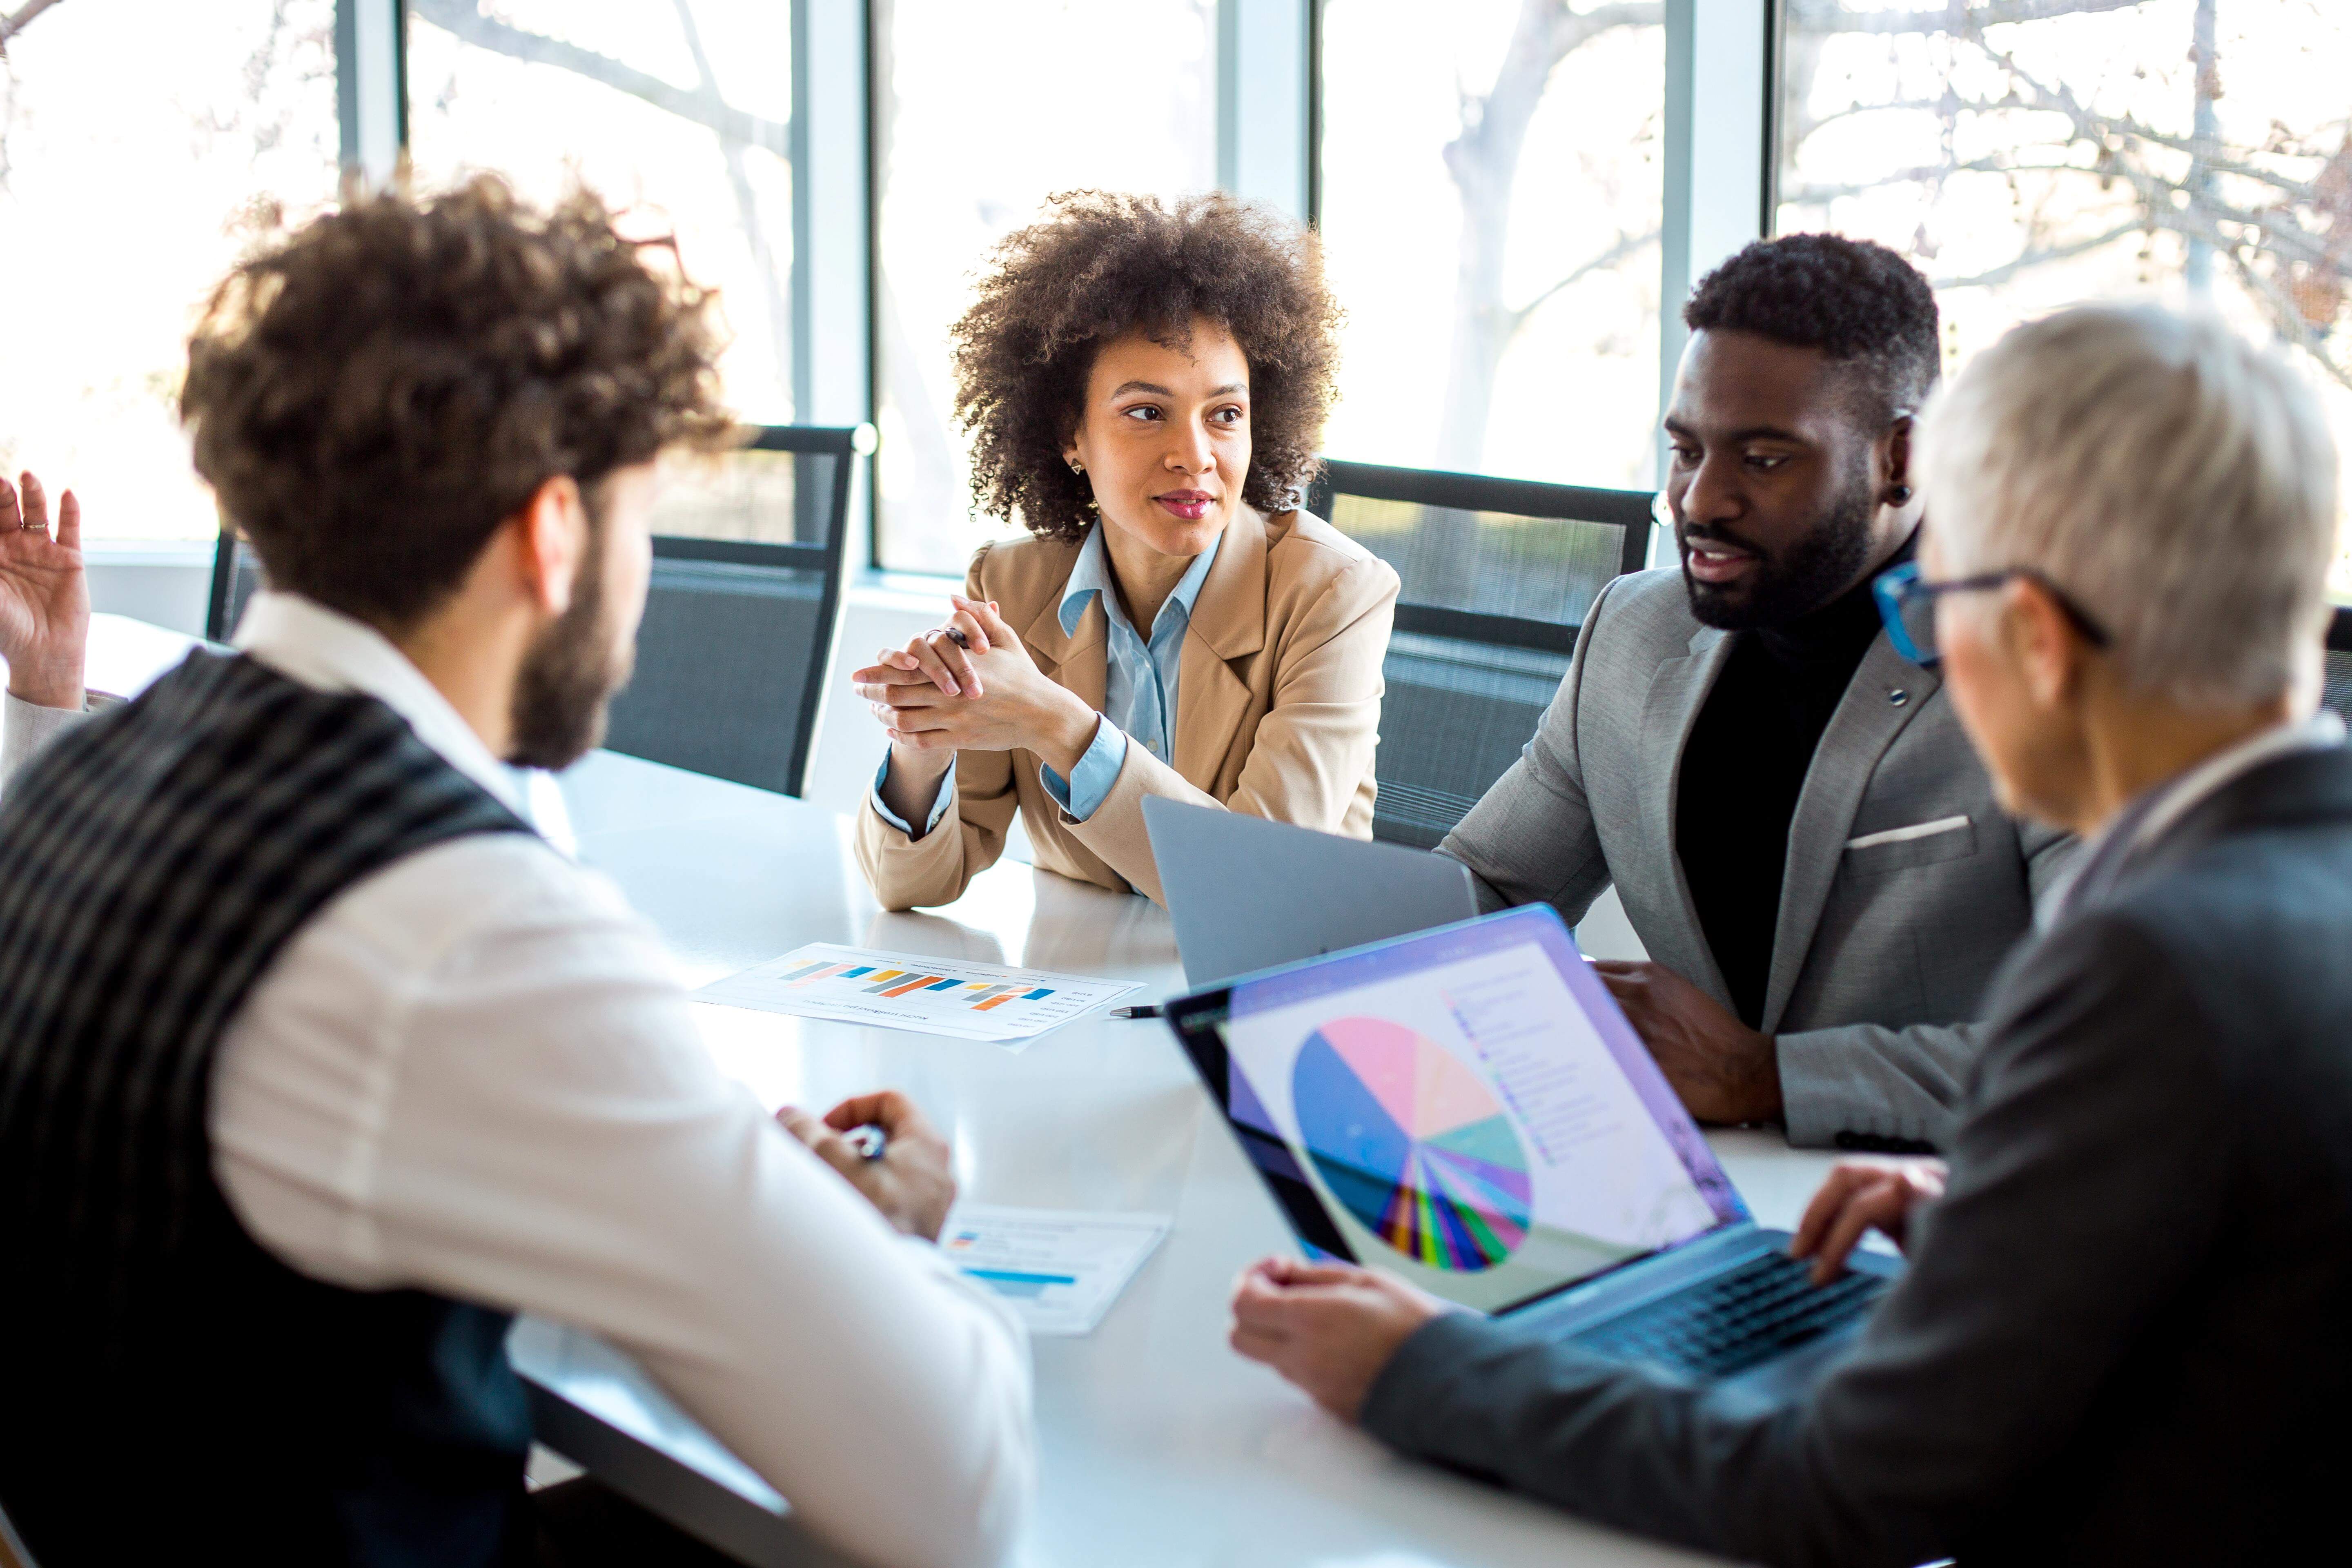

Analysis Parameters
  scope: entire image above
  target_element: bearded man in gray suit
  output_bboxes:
[1440,234,2072,1150]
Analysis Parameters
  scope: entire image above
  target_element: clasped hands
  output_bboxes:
[1228,1156,1947,1423]
[851,594,1100,780]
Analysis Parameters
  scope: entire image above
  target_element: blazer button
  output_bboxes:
[1888,688,1910,706]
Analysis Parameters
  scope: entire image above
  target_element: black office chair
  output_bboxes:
[208,425,864,798]
[2325,606,2352,731]
[205,530,264,643]
[601,424,862,796]
[1305,459,1655,849]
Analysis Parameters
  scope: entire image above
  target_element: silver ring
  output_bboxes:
[940,625,970,650]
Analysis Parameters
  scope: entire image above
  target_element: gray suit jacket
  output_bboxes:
[1365,744,2352,1566]
[1438,568,2074,1147]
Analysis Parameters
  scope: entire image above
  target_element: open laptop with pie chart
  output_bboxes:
[1165,904,1898,1388]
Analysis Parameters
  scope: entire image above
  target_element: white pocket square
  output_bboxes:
[1846,814,1971,851]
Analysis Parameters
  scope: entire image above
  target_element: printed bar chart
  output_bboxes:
[695,943,1134,1043]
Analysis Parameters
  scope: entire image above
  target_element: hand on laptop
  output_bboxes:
[1592,960,1784,1125]
[0,470,89,711]
[1227,1256,1447,1422]
[777,1091,958,1243]
[1789,1158,1948,1285]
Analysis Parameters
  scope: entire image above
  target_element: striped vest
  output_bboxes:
[0,651,535,1566]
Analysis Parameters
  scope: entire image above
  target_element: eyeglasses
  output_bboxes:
[1871,559,2113,668]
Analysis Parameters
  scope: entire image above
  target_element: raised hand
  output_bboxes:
[0,470,90,710]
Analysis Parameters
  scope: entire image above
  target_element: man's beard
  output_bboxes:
[1682,466,1877,632]
[509,518,633,771]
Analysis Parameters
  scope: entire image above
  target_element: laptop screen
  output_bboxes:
[1169,904,1745,1314]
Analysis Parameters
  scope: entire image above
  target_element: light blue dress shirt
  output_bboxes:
[870,526,1223,835]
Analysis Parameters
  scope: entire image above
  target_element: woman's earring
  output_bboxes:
[1889,485,1913,506]
[1069,459,1085,475]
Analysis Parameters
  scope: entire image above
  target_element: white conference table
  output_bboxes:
[63,615,1847,1568]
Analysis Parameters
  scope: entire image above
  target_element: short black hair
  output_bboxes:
[1684,233,1940,427]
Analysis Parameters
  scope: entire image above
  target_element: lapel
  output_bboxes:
[1172,508,1268,786]
[1639,624,1739,1002]
[1760,635,1941,1031]
[1022,558,1107,715]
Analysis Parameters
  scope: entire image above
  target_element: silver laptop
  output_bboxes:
[1142,796,1479,986]
[1165,904,1896,1390]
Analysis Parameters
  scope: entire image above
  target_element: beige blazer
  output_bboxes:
[855,506,1400,907]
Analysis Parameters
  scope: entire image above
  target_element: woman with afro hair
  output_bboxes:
[851,191,1399,908]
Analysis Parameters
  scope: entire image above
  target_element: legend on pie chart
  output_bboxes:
[1291,1017,1531,1271]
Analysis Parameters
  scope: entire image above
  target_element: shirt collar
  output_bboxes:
[2122,708,2348,859]
[232,591,525,814]
[2045,708,2348,927]
[1057,525,1223,639]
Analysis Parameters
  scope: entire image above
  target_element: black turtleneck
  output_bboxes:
[1675,534,1915,1028]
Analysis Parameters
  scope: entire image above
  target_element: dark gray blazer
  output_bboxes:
[1438,568,2076,1148]
[1367,744,2352,1566]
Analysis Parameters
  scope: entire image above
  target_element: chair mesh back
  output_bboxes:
[2326,608,2352,731]
[1375,631,1572,848]
[603,552,832,793]
[205,539,265,644]
[600,437,851,796]
[1313,461,1653,849]
[1330,493,1629,629]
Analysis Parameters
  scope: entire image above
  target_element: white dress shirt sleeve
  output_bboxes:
[0,690,89,794]
[209,835,1034,1568]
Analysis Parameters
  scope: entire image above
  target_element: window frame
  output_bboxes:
[373,0,1775,583]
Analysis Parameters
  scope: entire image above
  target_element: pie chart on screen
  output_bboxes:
[1291,1016,1532,1272]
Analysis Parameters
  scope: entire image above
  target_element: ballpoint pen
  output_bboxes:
[1109,1003,1163,1020]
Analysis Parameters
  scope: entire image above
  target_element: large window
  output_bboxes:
[406,0,796,424]
[872,0,1218,574]
[1778,0,2352,596]
[0,0,339,541]
[1316,0,1666,491]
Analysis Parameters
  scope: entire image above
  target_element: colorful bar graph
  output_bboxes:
[777,961,830,983]
[860,971,910,992]
[843,966,876,979]
[923,978,962,992]
[880,974,943,998]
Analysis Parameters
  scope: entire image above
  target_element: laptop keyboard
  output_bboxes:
[1567,1251,1886,1379]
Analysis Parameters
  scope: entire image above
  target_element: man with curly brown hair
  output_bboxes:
[849,191,1401,908]
[0,179,1033,1568]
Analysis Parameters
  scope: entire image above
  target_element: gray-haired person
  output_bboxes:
[1230,303,2352,1566]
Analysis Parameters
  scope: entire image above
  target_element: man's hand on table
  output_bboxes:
[1789,1157,1947,1284]
[1228,1257,1448,1423]
[1592,959,1784,1125]
[777,1090,958,1242]
[0,470,89,711]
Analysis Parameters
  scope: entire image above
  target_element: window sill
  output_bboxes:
[82,539,216,568]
